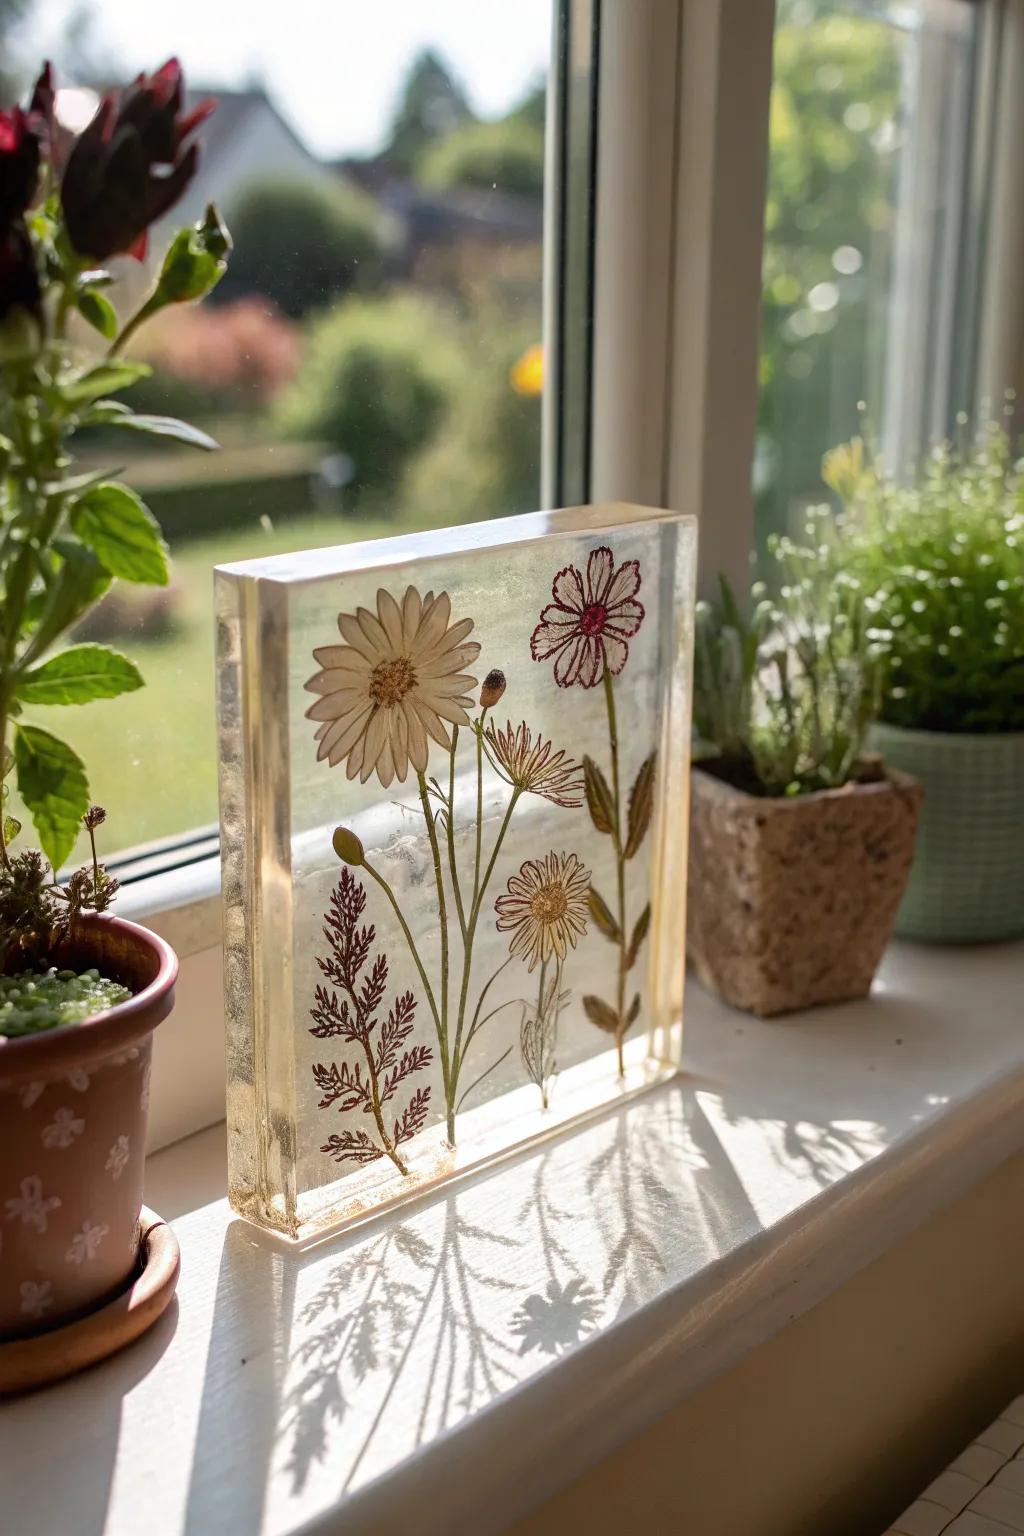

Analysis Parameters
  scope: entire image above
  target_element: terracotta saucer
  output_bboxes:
[0,1207,180,1395]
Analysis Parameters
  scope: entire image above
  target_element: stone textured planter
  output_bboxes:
[687,766,922,1016]
[0,916,177,1340]
[869,722,1024,943]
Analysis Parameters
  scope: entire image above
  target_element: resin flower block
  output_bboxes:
[217,504,696,1240]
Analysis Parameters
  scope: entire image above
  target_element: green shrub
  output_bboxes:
[417,117,545,199]
[694,513,879,796]
[403,324,541,519]
[826,426,1024,733]
[217,177,388,320]
[274,293,459,499]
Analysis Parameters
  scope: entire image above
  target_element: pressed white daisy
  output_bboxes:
[305,586,480,788]
[495,850,591,973]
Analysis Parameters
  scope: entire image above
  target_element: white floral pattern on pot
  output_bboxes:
[42,1105,85,1149]
[65,1219,109,1265]
[5,1175,61,1233]
[19,1081,45,1109]
[105,1135,130,1181]
[66,1068,90,1093]
[19,1279,53,1320]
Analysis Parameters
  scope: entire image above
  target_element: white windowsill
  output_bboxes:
[4,939,1023,1536]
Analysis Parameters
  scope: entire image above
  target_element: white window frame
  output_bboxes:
[137,0,1017,1155]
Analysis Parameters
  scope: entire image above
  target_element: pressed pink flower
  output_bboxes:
[530,546,644,688]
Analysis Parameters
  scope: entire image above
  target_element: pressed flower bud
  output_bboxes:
[332,826,364,866]
[480,669,506,709]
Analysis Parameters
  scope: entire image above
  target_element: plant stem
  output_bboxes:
[445,727,467,940]
[448,785,521,1139]
[473,707,488,908]
[417,769,451,1114]
[335,955,408,1176]
[603,668,628,1077]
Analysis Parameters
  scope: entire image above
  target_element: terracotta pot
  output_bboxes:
[0,916,177,1339]
[687,766,922,1017]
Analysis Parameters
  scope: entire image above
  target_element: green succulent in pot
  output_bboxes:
[826,424,1024,942]
[0,58,231,1028]
[688,519,921,1018]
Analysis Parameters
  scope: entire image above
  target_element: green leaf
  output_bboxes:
[582,754,616,836]
[70,483,169,586]
[587,886,620,943]
[625,904,651,970]
[16,645,143,706]
[153,204,231,307]
[76,289,118,340]
[21,541,112,662]
[59,360,152,406]
[75,399,133,429]
[624,752,656,859]
[3,814,20,846]
[582,995,619,1034]
[104,413,219,451]
[14,725,89,870]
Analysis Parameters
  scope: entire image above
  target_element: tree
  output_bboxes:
[417,115,544,200]
[385,49,473,175]
[215,176,388,320]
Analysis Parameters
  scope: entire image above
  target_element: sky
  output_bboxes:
[22,0,553,159]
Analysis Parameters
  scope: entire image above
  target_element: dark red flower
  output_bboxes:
[61,59,214,261]
[27,62,55,150]
[531,546,645,688]
[0,108,42,229]
[0,219,42,326]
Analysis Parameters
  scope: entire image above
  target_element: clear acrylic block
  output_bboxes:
[216,503,696,1240]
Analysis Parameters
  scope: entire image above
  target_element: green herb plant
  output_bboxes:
[694,510,880,796]
[0,60,230,974]
[824,424,1024,733]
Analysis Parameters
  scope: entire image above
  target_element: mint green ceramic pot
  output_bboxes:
[869,722,1024,942]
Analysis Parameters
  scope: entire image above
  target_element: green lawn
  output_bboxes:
[12,507,446,864]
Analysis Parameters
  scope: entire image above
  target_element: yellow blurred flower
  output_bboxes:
[511,342,544,398]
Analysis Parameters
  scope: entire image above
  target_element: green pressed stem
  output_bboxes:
[417,769,451,1098]
[445,727,467,940]
[448,785,522,1138]
[473,707,488,908]
[603,668,628,1077]
[362,856,448,1110]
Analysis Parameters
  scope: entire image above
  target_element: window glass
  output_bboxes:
[756,0,983,557]
[3,0,553,858]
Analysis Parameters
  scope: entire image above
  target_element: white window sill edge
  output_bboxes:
[4,934,1023,1536]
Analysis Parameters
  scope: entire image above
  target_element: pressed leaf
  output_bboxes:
[70,483,169,586]
[587,886,620,942]
[625,904,651,970]
[58,360,151,406]
[76,289,118,340]
[14,725,89,870]
[624,751,656,859]
[16,645,143,706]
[103,413,219,451]
[582,995,620,1033]
[582,754,616,835]
[3,814,21,845]
[626,993,641,1025]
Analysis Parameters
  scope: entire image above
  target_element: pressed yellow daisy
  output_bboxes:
[305,586,480,788]
[484,719,584,807]
[495,850,591,973]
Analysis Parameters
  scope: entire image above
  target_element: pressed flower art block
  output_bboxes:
[217,503,696,1239]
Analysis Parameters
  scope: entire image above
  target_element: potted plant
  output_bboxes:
[0,60,229,1348]
[826,427,1024,943]
[688,515,922,1016]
